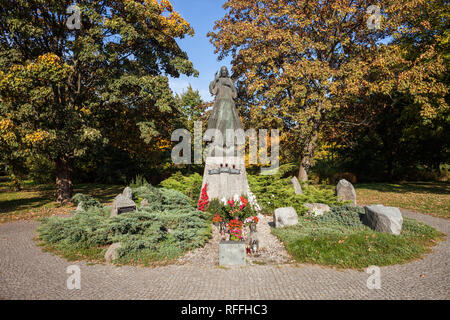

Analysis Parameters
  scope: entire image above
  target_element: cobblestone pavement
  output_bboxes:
[0,210,448,300]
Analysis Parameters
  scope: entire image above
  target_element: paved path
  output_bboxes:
[0,210,448,299]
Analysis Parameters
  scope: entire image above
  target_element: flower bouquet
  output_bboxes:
[227,219,244,241]
[244,216,259,226]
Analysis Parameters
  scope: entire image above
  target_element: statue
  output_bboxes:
[206,66,243,151]
[200,66,249,201]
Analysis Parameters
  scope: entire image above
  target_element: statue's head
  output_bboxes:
[220,66,229,77]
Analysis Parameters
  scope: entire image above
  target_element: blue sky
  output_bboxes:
[168,0,232,102]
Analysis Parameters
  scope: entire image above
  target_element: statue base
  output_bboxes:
[201,156,249,201]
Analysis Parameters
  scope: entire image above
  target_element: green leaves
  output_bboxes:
[0,1,197,200]
[209,0,449,173]
[37,184,211,264]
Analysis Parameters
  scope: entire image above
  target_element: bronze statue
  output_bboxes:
[206,66,243,148]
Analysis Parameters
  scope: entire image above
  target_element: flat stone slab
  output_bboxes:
[219,241,246,266]
[363,204,403,235]
[273,207,298,228]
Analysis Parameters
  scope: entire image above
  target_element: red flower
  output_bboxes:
[212,214,222,223]
[227,219,243,230]
[197,183,209,211]
[239,196,248,210]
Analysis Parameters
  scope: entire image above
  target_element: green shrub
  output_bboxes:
[248,174,342,215]
[159,172,203,201]
[132,185,193,210]
[158,167,342,216]
[26,154,55,184]
[38,186,211,265]
[71,193,103,211]
[314,205,365,229]
[129,174,150,189]
[206,198,226,216]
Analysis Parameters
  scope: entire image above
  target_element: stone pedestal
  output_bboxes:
[219,241,246,266]
[201,156,249,201]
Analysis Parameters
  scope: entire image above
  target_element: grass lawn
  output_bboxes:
[1,178,448,224]
[0,178,123,224]
[272,205,444,269]
[354,182,450,219]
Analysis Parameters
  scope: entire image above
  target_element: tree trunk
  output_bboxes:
[298,132,319,182]
[55,156,73,203]
[298,157,309,182]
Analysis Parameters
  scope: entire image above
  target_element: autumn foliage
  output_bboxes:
[208,0,448,180]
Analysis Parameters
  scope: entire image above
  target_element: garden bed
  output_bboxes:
[272,205,444,269]
[37,184,212,266]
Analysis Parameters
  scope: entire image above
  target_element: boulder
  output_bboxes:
[304,203,331,216]
[363,205,403,235]
[105,243,121,263]
[273,207,298,228]
[336,179,357,205]
[291,176,303,195]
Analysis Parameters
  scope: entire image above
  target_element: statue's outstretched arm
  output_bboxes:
[209,80,217,96]
[209,72,219,95]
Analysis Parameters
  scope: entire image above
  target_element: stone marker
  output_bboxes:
[219,241,246,266]
[291,176,303,195]
[105,242,121,263]
[304,203,331,217]
[110,187,137,217]
[336,179,357,205]
[75,201,84,212]
[122,187,133,200]
[273,207,298,228]
[363,204,403,235]
[140,198,149,208]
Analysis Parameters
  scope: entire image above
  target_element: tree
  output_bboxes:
[0,0,197,201]
[208,0,448,181]
[324,0,450,180]
[176,84,204,130]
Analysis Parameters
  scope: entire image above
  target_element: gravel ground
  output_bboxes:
[0,209,448,299]
[179,215,292,266]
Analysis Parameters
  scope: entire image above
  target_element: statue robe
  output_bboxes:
[207,77,243,147]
